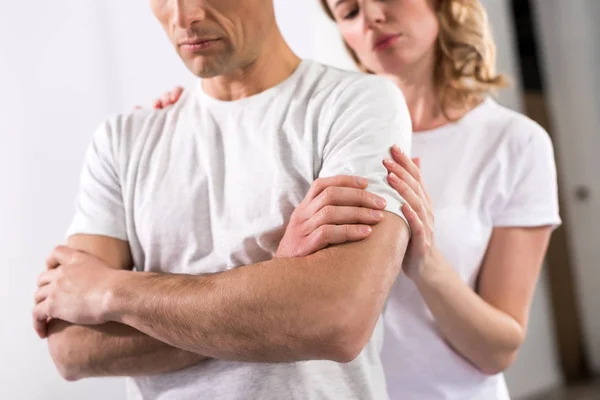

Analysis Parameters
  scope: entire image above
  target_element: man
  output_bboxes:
[33,1,412,399]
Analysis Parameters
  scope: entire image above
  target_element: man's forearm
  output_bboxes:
[103,217,408,364]
[48,319,208,381]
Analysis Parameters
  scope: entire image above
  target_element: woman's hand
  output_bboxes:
[383,145,438,280]
[152,86,184,109]
[275,175,388,258]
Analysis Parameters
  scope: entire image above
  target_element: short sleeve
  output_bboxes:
[493,124,562,229]
[66,120,128,241]
[319,75,412,226]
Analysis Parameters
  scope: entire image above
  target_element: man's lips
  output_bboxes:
[179,38,222,51]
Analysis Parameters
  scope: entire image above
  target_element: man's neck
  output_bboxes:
[202,26,301,101]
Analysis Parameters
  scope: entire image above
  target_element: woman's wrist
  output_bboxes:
[410,247,449,287]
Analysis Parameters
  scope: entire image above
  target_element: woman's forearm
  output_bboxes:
[413,254,525,375]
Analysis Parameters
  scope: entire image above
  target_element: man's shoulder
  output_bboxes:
[300,60,404,103]
[92,89,195,154]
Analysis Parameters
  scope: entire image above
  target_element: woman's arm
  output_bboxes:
[413,226,551,374]
[383,145,552,375]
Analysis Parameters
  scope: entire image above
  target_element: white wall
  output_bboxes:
[532,0,600,373]
[0,2,129,399]
[0,1,563,399]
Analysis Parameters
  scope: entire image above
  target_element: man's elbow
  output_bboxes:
[326,306,380,364]
[48,336,83,381]
[328,336,369,364]
[47,322,87,381]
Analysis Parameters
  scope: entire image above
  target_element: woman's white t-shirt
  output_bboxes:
[381,98,562,400]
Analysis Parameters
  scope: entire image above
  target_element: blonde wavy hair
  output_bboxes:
[319,0,508,118]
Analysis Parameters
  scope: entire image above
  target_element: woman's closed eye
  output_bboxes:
[342,8,359,20]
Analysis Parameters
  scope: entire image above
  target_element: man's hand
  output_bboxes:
[275,175,387,258]
[33,246,117,338]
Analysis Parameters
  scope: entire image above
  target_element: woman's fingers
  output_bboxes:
[162,86,184,106]
[402,203,427,252]
[387,172,422,212]
[152,99,164,109]
[161,92,172,107]
[170,86,184,103]
[152,87,184,110]
[383,159,420,194]
[388,172,432,228]
[391,146,422,182]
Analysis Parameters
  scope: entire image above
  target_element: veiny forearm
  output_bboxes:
[106,218,408,363]
[108,258,355,363]
[414,261,525,375]
[47,319,208,381]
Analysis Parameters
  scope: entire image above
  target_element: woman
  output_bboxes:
[152,1,561,398]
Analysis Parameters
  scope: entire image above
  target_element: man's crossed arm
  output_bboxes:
[38,236,207,381]
[35,214,408,380]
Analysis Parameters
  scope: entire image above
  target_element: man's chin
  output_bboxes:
[183,58,226,79]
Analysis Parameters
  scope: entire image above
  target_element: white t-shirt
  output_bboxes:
[381,98,562,400]
[67,60,412,400]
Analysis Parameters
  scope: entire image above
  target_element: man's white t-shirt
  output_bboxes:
[67,60,412,400]
[381,98,562,400]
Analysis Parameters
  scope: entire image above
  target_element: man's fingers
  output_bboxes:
[306,224,373,251]
[305,205,384,233]
[37,268,60,288]
[33,303,50,339]
[304,187,386,219]
[34,284,51,304]
[303,176,369,204]
[46,245,77,270]
[33,318,47,339]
